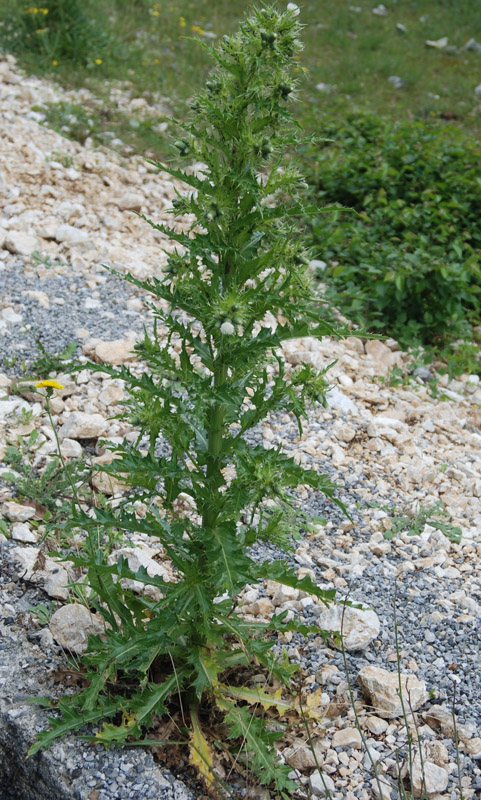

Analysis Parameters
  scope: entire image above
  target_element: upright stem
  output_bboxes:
[202,360,228,530]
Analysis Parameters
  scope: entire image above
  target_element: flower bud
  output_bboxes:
[260,30,277,45]
[287,3,300,16]
[261,139,273,158]
[220,321,235,335]
[278,83,293,99]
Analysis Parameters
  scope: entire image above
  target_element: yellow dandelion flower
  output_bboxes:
[179,16,186,27]
[52,59,58,66]
[153,57,160,64]
[191,24,204,34]
[35,380,64,390]
[95,58,103,65]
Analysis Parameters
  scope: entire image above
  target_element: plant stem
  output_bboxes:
[203,359,227,530]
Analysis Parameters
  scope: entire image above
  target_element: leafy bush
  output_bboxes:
[0,0,111,68]
[30,7,347,794]
[304,111,481,346]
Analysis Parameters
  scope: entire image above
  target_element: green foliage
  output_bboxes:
[30,7,347,793]
[28,601,56,626]
[385,501,462,544]
[29,337,78,379]
[0,0,112,68]
[305,111,481,347]
[3,428,91,526]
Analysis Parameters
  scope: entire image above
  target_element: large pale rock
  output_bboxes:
[403,755,448,798]
[326,386,359,415]
[332,421,356,442]
[55,223,89,245]
[365,340,403,373]
[94,339,137,365]
[91,452,129,495]
[315,604,380,650]
[358,666,429,718]
[49,604,105,654]
[60,437,83,459]
[332,727,362,748]
[283,739,324,770]
[108,545,171,600]
[10,546,72,599]
[11,522,37,543]
[1,306,23,325]
[423,705,475,743]
[4,231,38,256]
[59,412,107,440]
[111,192,144,212]
[365,715,389,735]
[98,383,125,406]
[4,502,36,522]
[0,398,31,418]
[309,771,335,798]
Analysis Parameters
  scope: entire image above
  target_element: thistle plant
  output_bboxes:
[30,6,347,794]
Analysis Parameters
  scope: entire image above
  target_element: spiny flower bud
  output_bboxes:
[278,83,293,99]
[260,30,277,46]
[206,80,220,93]
[220,321,235,335]
[287,3,300,16]
[174,138,190,156]
[261,139,273,158]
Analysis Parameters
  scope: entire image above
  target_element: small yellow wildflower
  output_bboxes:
[191,24,205,35]
[179,16,186,27]
[35,380,64,390]
[25,7,39,14]
[95,58,103,65]
[52,59,58,66]
[153,57,160,64]
[35,28,47,34]
[151,10,160,15]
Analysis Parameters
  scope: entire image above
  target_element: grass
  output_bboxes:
[2,0,481,160]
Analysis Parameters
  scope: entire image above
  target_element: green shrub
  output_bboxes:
[0,0,111,68]
[30,7,347,794]
[304,111,481,347]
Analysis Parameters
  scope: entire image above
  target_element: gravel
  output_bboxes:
[0,262,144,376]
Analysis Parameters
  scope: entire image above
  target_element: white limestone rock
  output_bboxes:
[60,437,83,459]
[4,231,38,256]
[403,755,448,797]
[112,192,144,212]
[309,770,335,797]
[283,739,324,770]
[4,502,36,522]
[10,546,72,599]
[59,412,108,440]
[94,339,138,365]
[49,604,105,654]
[0,306,23,325]
[315,604,381,650]
[11,522,37,543]
[332,726,362,748]
[91,452,128,495]
[358,666,429,718]
[55,223,89,245]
